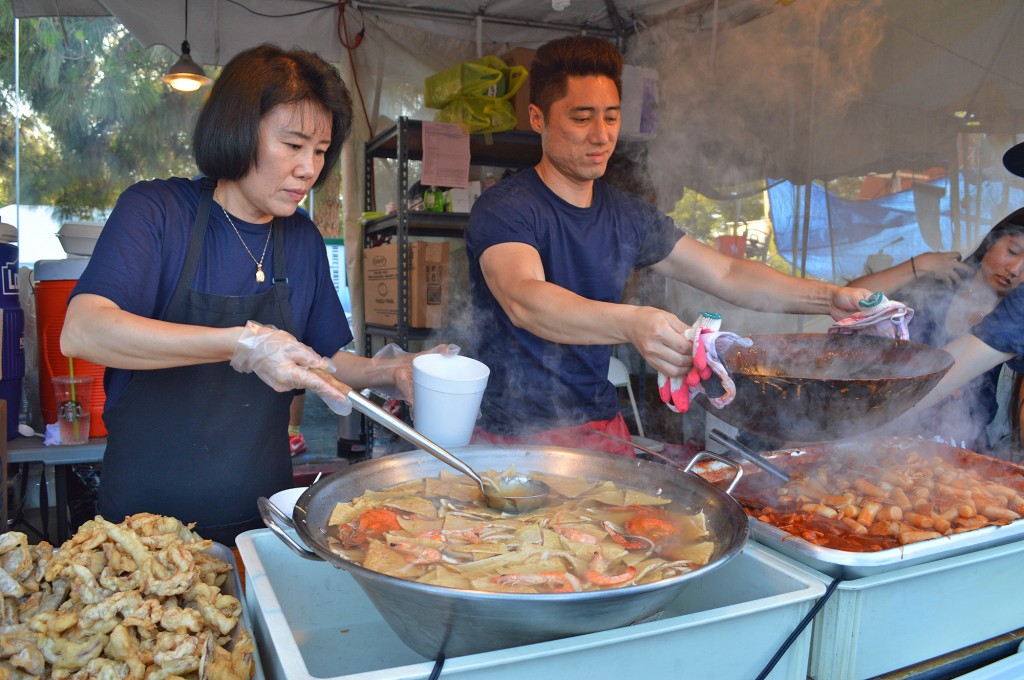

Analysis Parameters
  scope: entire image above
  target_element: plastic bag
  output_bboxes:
[425,56,528,135]
[424,56,522,107]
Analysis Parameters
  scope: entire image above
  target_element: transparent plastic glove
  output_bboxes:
[367,343,459,403]
[230,320,334,391]
[306,370,354,416]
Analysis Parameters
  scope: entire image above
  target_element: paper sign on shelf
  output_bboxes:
[421,121,470,188]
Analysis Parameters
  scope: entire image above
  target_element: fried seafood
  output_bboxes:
[326,468,717,593]
[0,514,253,679]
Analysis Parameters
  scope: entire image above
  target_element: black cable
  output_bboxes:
[428,651,446,680]
[753,576,843,680]
[223,0,334,18]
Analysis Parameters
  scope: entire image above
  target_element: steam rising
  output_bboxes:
[628,0,886,204]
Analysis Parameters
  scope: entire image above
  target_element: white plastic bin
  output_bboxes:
[761,539,1024,680]
[237,529,825,680]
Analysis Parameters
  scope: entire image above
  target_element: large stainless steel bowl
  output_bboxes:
[262,445,749,658]
[700,333,954,442]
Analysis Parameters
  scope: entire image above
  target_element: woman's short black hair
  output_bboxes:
[193,44,354,189]
[529,36,623,118]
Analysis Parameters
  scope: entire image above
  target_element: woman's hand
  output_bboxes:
[230,321,333,391]
[360,343,458,405]
[913,251,973,286]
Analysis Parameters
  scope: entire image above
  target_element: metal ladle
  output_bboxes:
[310,368,550,513]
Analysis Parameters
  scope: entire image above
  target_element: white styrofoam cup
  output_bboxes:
[412,354,490,447]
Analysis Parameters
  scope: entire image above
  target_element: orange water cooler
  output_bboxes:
[35,259,107,438]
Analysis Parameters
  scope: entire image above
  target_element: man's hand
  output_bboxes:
[624,307,693,379]
[828,286,877,320]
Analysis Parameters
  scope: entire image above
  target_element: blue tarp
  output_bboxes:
[766,178,1024,283]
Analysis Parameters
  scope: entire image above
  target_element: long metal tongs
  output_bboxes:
[309,368,549,513]
[707,428,791,484]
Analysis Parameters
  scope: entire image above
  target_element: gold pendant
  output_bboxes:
[256,267,265,283]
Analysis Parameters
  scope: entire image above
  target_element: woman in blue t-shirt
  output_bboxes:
[897,143,1024,449]
[852,210,1024,451]
[60,45,439,545]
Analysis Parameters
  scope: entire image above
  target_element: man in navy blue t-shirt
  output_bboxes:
[465,36,874,454]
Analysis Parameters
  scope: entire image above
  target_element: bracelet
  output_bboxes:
[910,255,918,278]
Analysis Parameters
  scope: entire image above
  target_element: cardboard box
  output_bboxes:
[500,47,536,131]
[363,242,449,328]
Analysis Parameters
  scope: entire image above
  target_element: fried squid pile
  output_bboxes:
[0,513,253,679]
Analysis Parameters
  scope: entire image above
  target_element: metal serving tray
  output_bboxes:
[207,543,265,680]
[749,514,1024,578]
[713,438,1024,578]
[237,528,824,680]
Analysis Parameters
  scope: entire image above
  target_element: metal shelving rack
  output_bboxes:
[362,116,542,350]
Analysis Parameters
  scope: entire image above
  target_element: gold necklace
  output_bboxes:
[221,205,272,283]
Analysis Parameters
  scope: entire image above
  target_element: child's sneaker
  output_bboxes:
[289,433,307,457]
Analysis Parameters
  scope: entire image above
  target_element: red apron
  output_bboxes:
[472,413,635,457]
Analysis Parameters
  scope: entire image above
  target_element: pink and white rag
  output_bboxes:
[658,328,753,413]
[828,292,914,340]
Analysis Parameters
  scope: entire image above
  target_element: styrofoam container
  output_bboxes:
[57,221,103,256]
[237,529,825,680]
[764,539,1024,680]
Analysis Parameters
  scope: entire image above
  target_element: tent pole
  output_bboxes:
[790,185,800,277]
[823,180,837,282]
[798,1,821,284]
[800,180,811,280]
[951,134,962,251]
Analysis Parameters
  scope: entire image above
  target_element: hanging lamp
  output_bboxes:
[162,0,211,92]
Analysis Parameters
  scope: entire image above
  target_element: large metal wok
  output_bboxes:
[699,334,954,442]
[259,445,749,659]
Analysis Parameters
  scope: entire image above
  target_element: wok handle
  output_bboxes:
[685,450,744,494]
[708,429,791,484]
[257,497,325,562]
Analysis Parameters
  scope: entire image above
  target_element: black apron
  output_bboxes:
[99,178,295,546]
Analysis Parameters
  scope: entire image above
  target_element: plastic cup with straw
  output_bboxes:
[67,357,79,442]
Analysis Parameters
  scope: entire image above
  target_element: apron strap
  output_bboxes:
[270,219,296,335]
[167,177,217,318]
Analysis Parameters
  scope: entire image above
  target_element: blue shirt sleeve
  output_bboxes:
[972,286,1024,372]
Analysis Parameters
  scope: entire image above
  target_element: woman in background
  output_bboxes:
[851,209,1024,451]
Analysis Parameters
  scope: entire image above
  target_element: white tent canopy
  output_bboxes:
[12,0,1024,340]
[14,1,1024,178]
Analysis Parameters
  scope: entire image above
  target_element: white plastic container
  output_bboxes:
[412,353,489,447]
[767,539,1024,680]
[237,529,825,680]
[57,221,103,256]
